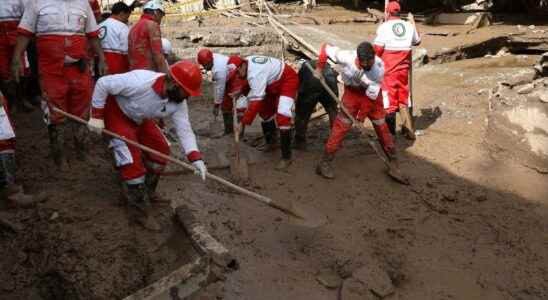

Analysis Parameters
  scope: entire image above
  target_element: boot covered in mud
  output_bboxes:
[315,151,335,179]
[145,173,170,204]
[0,152,37,208]
[71,120,89,160]
[48,124,69,170]
[223,112,234,135]
[125,182,161,231]
[257,119,278,152]
[276,129,293,171]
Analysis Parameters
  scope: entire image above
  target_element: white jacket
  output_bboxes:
[211,53,230,104]
[245,55,284,102]
[0,0,26,22]
[92,70,200,157]
[98,17,129,54]
[324,45,384,100]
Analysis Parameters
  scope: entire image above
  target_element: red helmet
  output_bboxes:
[169,60,202,97]
[387,1,401,15]
[197,48,213,65]
[227,55,244,68]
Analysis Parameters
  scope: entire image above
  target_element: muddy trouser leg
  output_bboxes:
[140,120,170,202]
[371,118,396,160]
[385,112,397,136]
[222,112,233,135]
[3,81,18,113]
[294,94,317,150]
[280,129,292,160]
[261,118,277,147]
[318,92,338,130]
[47,123,67,167]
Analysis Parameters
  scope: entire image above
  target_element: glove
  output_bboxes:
[87,118,105,134]
[192,160,207,181]
[212,104,220,117]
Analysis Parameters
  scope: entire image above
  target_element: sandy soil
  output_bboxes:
[1,5,547,300]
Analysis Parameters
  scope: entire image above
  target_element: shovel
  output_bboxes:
[230,99,250,182]
[209,115,223,139]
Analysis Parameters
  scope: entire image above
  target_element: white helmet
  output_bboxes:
[161,38,172,55]
[143,0,165,13]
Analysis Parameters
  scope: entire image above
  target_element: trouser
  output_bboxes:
[325,86,394,157]
[0,100,16,187]
[382,68,410,114]
[104,52,129,75]
[104,97,170,183]
[40,64,93,124]
[295,88,338,144]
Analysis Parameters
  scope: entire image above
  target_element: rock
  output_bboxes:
[528,25,536,30]
[203,33,242,47]
[339,278,377,300]
[50,212,59,221]
[353,264,395,298]
[316,269,343,289]
[517,83,534,94]
[412,48,428,68]
[538,89,548,103]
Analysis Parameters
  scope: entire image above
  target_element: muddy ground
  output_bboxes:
[1,4,548,300]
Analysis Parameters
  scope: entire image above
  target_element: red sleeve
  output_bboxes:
[241,101,262,126]
[187,151,202,162]
[89,0,101,20]
[86,29,100,38]
[91,107,104,119]
[317,43,329,70]
[147,22,162,55]
[374,44,385,57]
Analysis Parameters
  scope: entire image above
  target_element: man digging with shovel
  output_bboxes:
[314,41,407,183]
[87,60,207,230]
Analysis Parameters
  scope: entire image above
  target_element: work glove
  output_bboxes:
[192,160,207,181]
[212,104,220,117]
[87,118,105,134]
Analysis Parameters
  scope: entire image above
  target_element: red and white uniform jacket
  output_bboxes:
[373,18,421,74]
[98,16,129,74]
[211,53,229,105]
[128,14,162,71]
[18,0,100,75]
[318,44,384,101]
[91,70,201,161]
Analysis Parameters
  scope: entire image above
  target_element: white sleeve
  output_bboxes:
[373,24,387,47]
[171,101,199,156]
[325,45,355,69]
[120,25,129,54]
[363,58,384,100]
[213,67,228,105]
[92,74,133,109]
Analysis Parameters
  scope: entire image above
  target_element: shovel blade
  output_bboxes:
[287,201,328,228]
[230,155,250,182]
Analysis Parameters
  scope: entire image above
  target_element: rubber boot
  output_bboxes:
[315,151,335,179]
[399,106,416,140]
[276,129,293,171]
[257,119,278,152]
[294,116,307,151]
[48,124,69,170]
[145,173,171,204]
[385,112,397,136]
[125,182,161,231]
[223,112,234,135]
[16,78,34,113]
[71,120,88,161]
[0,152,37,208]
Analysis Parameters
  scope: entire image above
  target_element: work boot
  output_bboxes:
[385,112,397,136]
[71,120,88,160]
[276,129,293,171]
[125,182,161,231]
[223,112,234,135]
[48,124,69,170]
[257,119,278,152]
[293,116,308,151]
[399,106,416,141]
[385,151,410,185]
[145,173,171,204]
[315,152,335,179]
[0,153,37,208]
[16,78,34,113]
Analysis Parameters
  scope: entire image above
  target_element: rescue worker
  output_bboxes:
[0,0,31,113]
[314,41,406,182]
[196,49,245,135]
[128,0,169,73]
[234,55,299,171]
[294,59,338,150]
[0,90,37,208]
[374,0,421,140]
[12,0,108,169]
[87,60,207,230]
[99,1,132,75]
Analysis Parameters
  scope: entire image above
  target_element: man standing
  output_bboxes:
[12,0,107,168]
[196,48,245,135]
[99,1,132,75]
[128,0,168,73]
[0,91,37,207]
[0,0,28,113]
[374,0,421,139]
[88,60,207,230]
[235,55,299,171]
[314,42,405,181]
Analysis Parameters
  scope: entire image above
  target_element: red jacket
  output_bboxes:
[128,14,163,71]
